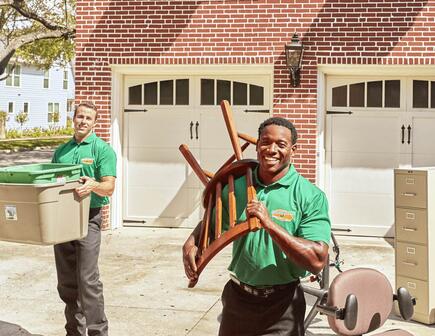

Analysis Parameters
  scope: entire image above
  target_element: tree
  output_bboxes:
[0,0,75,80]
[14,110,28,131]
[0,110,7,139]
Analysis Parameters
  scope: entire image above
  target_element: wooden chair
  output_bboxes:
[179,100,260,287]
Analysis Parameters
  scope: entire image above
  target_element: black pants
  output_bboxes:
[54,207,108,336]
[219,280,306,336]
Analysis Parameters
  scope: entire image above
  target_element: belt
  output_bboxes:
[229,273,297,298]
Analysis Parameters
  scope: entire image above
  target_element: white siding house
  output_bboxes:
[0,63,74,131]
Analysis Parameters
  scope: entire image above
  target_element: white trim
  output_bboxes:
[316,71,326,191]
[110,64,274,227]
[110,71,124,229]
[110,64,274,76]
[318,64,435,77]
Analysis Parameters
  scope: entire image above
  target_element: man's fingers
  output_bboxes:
[182,246,198,281]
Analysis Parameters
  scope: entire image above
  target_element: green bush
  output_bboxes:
[15,111,29,128]
[5,125,74,139]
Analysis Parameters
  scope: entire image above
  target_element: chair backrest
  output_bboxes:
[192,159,260,286]
[327,268,393,335]
[181,100,261,288]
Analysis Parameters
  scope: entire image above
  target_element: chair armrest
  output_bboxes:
[317,294,358,331]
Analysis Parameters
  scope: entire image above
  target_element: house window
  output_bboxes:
[349,82,365,107]
[200,79,214,105]
[233,82,248,105]
[43,70,50,88]
[412,80,435,109]
[8,102,14,114]
[160,80,173,105]
[48,102,60,122]
[23,102,29,113]
[128,79,189,106]
[249,84,264,106]
[175,79,189,105]
[63,69,68,90]
[332,80,401,108]
[332,85,347,107]
[5,64,21,87]
[200,79,265,106]
[67,99,74,114]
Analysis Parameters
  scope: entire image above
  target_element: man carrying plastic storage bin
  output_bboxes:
[52,102,116,336]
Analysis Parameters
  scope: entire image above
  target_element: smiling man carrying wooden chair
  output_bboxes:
[181,100,331,336]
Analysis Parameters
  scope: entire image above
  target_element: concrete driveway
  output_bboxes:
[0,149,433,335]
[1,229,434,336]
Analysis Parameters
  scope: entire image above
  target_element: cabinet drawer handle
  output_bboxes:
[401,192,416,197]
[407,281,417,289]
[402,261,417,266]
[405,178,415,185]
[402,227,417,232]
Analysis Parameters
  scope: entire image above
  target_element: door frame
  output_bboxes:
[110,64,274,228]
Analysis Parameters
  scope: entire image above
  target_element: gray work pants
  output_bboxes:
[54,207,108,336]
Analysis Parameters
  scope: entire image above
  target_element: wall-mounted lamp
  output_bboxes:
[285,33,304,87]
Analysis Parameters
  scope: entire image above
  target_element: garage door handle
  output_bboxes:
[195,121,199,140]
[407,125,411,144]
[190,121,194,139]
[401,124,405,144]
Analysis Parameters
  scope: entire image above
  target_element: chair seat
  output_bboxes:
[370,329,414,336]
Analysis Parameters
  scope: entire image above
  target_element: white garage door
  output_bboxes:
[123,74,271,227]
[326,77,435,237]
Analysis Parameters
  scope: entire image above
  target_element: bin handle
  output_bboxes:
[0,180,73,188]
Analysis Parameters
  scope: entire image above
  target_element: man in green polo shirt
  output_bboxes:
[52,102,116,336]
[182,117,330,335]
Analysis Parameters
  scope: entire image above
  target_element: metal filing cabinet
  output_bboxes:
[394,168,435,324]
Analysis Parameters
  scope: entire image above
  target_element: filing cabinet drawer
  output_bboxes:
[395,172,427,208]
[396,275,429,316]
[396,242,428,280]
[395,208,427,244]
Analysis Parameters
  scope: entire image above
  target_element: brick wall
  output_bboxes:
[75,0,435,184]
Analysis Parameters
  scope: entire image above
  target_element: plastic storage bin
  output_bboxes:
[0,180,90,245]
[0,163,82,184]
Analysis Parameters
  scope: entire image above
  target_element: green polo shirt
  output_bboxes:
[52,132,117,208]
[216,164,330,286]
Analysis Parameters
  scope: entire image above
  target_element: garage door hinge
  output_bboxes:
[326,110,353,115]
[124,108,148,113]
[244,109,270,113]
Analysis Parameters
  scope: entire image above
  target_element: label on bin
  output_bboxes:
[4,205,17,221]
[56,176,66,184]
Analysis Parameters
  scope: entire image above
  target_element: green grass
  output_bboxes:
[0,137,70,151]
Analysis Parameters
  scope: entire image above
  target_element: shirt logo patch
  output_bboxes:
[81,158,94,165]
[272,209,293,222]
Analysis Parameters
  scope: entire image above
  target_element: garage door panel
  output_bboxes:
[328,110,402,237]
[332,167,394,195]
[331,193,394,234]
[332,152,399,169]
[126,111,193,148]
[412,117,435,167]
[126,148,199,188]
[126,186,201,220]
[331,115,401,153]
[412,154,435,167]
[199,109,266,151]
